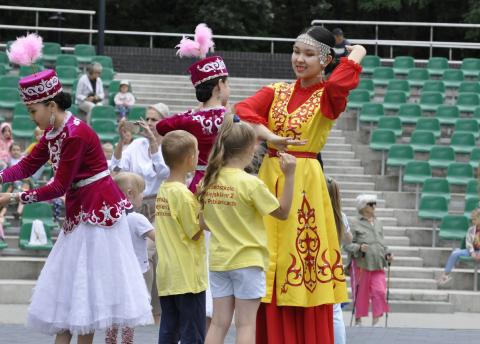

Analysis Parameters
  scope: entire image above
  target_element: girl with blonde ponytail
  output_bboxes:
[200,113,296,344]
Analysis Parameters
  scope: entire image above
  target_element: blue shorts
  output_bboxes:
[209,267,266,300]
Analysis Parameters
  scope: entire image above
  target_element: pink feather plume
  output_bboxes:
[176,23,214,58]
[7,33,43,66]
[195,23,214,57]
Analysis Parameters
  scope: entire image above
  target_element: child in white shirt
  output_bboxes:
[106,172,155,344]
[114,80,135,120]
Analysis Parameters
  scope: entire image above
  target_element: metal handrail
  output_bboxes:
[311,19,480,29]
[0,5,95,15]
[312,19,480,57]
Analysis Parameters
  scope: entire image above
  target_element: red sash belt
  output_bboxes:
[267,148,318,159]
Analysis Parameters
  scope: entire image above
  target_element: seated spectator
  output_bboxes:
[438,209,480,285]
[102,142,114,171]
[25,127,44,155]
[76,62,105,121]
[0,123,13,170]
[9,143,23,166]
[114,80,135,120]
[1,178,34,219]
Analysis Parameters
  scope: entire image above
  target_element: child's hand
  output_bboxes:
[279,153,296,177]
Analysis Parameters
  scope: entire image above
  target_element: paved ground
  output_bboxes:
[2,306,480,343]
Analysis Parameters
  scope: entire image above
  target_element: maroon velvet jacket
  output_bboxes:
[0,113,131,233]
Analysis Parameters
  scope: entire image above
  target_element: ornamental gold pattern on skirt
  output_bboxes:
[281,192,346,294]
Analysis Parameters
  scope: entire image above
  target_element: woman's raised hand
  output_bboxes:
[268,134,307,152]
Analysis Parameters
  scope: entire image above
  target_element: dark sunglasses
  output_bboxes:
[367,202,377,207]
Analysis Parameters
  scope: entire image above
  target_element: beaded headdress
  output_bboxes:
[295,33,332,64]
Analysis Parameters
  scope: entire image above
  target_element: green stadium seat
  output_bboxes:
[439,215,470,242]
[387,79,410,98]
[387,144,414,168]
[13,102,28,117]
[0,51,12,71]
[378,116,402,137]
[428,146,455,169]
[454,119,479,139]
[0,65,6,76]
[464,197,479,219]
[370,129,396,175]
[450,132,476,154]
[456,92,479,113]
[92,55,114,69]
[418,195,449,221]
[410,130,435,153]
[19,223,54,251]
[108,80,121,93]
[427,57,449,77]
[12,115,36,139]
[422,80,445,96]
[359,103,384,124]
[128,106,146,121]
[446,162,474,186]
[100,67,115,88]
[407,68,429,88]
[403,161,432,185]
[419,92,443,112]
[416,118,441,138]
[418,194,449,246]
[443,69,464,88]
[68,104,79,115]
[458,82,480,94]
[42,42,62,64]
[347,89,370,110]
[0,87,21,109]
[0,75,20,88]
[91,105,116,121]
[56,54,79,68]
[469,147,480,169]
[19,65,45,77]
[436,105,459,125]
[398,103,421,124]
[383,91,407,112]
[461,58,480,78]
[422,178,451,201]
[21,202,57,231]
[466,180,479,200]
[91,119,118,142]
[473,106,480,125]
[393,56,415,75]
[74,44,96,64]
[361,55,380,75]
[56,66,78,86]
[357,79,375,98]
[372,67,394,87]
[0,239,7,250]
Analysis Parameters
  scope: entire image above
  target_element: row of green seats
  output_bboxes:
[361,55,480,78]
[348,89,479,112]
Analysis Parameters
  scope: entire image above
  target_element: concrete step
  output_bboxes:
[336,182,375,191]
[322,143,353,152]
[325,136,346,144]
[328,174,372,183]
[341,198,386,208]
[0,279,34,304]
[386,300,454,313]
[384,288,449,302]
[1,248,49,258]
[390,267,436,279]
[384,236,411,246]
[382,226,407,236]
[388,245,420,256]
[321,151,355,159]
[0,257,45,279]
[322,159,362,167]
[116,73,282,85]
[323,167,366,175]
[347,277,437,290]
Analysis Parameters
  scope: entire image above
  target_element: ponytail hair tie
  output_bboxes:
[233,114,241,123]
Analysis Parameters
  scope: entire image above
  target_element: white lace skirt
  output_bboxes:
[26,214,153,335]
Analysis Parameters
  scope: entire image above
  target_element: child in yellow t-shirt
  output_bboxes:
[197,114,296,344]
[155,130,207,343]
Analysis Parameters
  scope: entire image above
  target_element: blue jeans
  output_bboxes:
[158,292,206,344]
[115,105,130,120]
[444,249,471,273]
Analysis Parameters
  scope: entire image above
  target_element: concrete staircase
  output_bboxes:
[1,72,479,314]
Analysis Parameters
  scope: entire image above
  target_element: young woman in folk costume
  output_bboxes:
[234,26,366,343]
[155,24,229,326]
[0,34,152,344]
[156,23,229,193]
